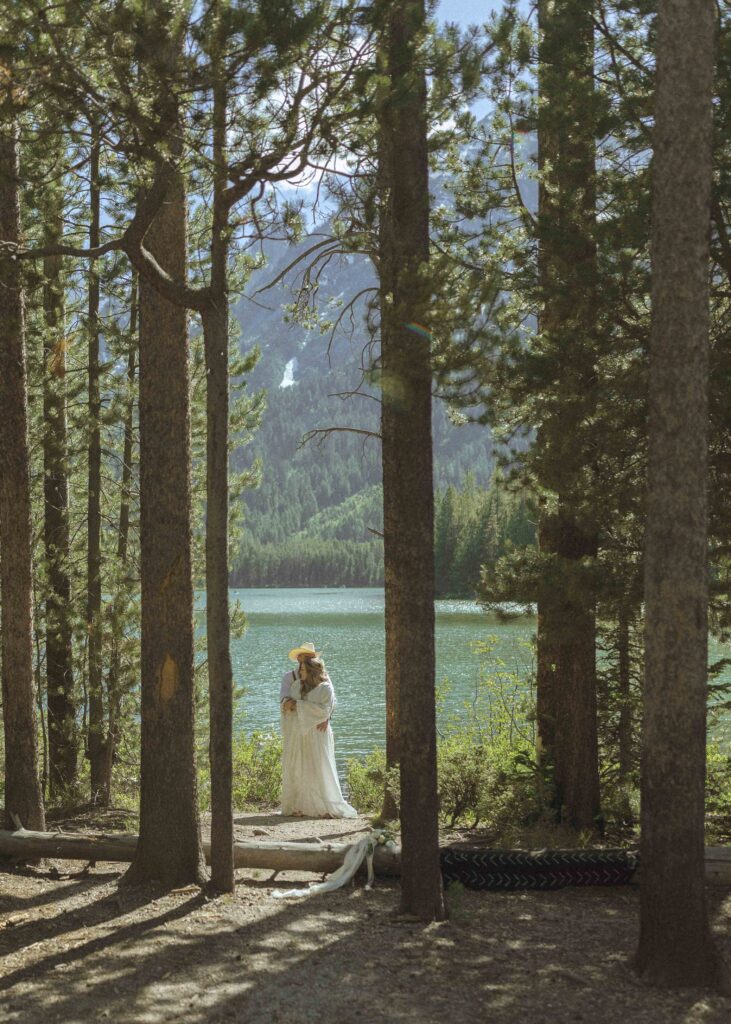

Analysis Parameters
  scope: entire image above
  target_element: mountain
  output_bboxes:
[227,223,496,587]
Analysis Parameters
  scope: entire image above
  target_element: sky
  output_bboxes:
[277,1,507,201]
[436,0,502,24]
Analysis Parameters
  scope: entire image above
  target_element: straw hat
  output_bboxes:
[288,641,322,662]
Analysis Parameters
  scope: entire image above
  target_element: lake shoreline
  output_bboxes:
[227,587,538,767]
[223,587,731,766]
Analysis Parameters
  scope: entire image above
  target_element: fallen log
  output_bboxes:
[698,847,731,886]
[1,829,730,887]
[0,828,401,877]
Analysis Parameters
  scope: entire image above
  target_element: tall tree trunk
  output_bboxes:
[34,595,49,800]
[41,156,76,801]
[203,18,235,892]
[535,510,558,810]
[616,605,632,785]
[86,126,106,804]
[535,0,601,832]
[379,588,400,822]
[552,513,600,829]
[0,123,46,831]
[377,122,400,825]
[379,0,445,921]
[635,0,728,990]
[116,280,137,572]
[124,173,206,888]
[104,279,138,800]
[534,5,558,811]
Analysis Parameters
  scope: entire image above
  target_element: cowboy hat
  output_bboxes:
[288,642,321,662]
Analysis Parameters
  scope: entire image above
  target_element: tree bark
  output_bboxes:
[203,18,235,892]
[379,0,445,921]
[535,0,601,832]
[552,512,600,830]
[534,5,558,811]
[617,606,633,785]
[41,154,76,801]
[535,510,558,809]
[104,278,138,799]
[377,118,400,825]
[86,126,106,804]
[635,0,729,991]
[379,585,401,822]
[124,172,206,888]
[0,123,46,832]
[116,284,137,572]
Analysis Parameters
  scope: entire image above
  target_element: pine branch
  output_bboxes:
[298,426,382,451]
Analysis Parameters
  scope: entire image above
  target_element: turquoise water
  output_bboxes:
[230,587,534,766]
[228,587,731,768]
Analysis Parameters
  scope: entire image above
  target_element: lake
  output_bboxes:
[229,587,731,770]
[230,587,535,767]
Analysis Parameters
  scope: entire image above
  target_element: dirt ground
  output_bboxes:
[1,811,730,1024]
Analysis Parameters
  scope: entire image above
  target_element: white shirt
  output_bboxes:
[280,668,300,702]
[280,667,336,717]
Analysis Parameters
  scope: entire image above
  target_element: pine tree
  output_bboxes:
[86,124,106,803]
[635,0,729,991]
[378,0,445,920]
[533,0,601,832]
[125,168,206,888]
[0,116,46,831]
[123,4,205,884]
[434,486,458,596]
[202,0,236,892]
[104,275,139,803]
[40,146,77,799]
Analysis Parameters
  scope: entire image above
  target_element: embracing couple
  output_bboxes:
[279,642,357,819]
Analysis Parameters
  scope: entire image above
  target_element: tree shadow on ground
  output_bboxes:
[0,877,165,959]
[0,870,340,1020]
[2,868,730,1024]
[0,885,206,994]
[0,873,117,916]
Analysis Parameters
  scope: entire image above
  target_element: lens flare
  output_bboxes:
[402,322,432,340]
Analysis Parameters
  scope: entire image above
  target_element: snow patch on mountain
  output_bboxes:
[279,357,298,388]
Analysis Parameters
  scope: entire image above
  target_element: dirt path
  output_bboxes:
[1,811,730,1024]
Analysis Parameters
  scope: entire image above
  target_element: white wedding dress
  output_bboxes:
[280,675,357,818]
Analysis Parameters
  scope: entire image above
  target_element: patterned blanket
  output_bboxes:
[439,848,640,890]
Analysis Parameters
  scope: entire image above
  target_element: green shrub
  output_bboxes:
[436,638,538,830]
[345,638,541,832]
[231,730,282,809]
[437,730,489,827]
[438,729,537,831]
[345,748,398,816]
[706,739,731,843]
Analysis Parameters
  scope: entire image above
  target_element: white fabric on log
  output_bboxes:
[272,834,377,899]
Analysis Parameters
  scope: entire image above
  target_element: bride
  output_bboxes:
[279,644,357,818]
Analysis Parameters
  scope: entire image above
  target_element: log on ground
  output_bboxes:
[0,828,400,876]
[1,829,730,886]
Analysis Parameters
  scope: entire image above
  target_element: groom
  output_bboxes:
[280,642,329,732]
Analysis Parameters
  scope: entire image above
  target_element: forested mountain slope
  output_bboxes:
[229,230,515,590]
